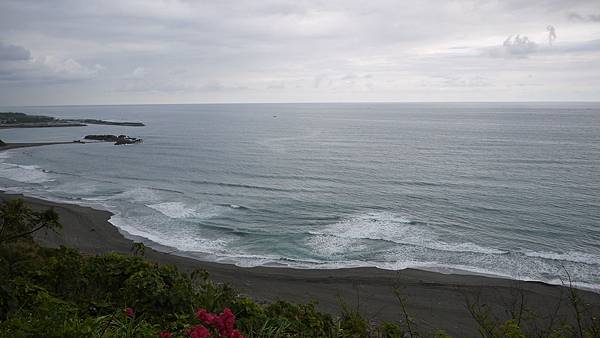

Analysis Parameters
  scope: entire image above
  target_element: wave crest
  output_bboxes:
[523,250,600,265]
[0,162,54,183]
[147,201,223,219]
[308,212,506,255]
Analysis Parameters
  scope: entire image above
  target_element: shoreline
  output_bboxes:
[0,141,83,151]
[1,143,599,335]
[3,190,600,335]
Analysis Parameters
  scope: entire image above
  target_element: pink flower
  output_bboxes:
[195,308,216,324]
[212,308,236,336]
[229,329,245,338]
[188,325,211,338]
[125,307,134,318]
[192,308,244,338]
[158,332,173,338]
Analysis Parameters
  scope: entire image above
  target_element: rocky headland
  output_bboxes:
[0,112,144,128]
[84,134,143,145]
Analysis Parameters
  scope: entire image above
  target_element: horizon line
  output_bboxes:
[3,100,600,108]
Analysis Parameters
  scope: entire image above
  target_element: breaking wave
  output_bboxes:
[307,212,506,256]
[147,201,223,220]
[522,250,600,265]
[0,162,54,183]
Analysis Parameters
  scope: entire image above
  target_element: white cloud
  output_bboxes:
[568,12,600,23]
[0,43,103,84]
[501,35,539,57]
[36,56,104,79]
[131,67,146,78]
[0,0,599,104]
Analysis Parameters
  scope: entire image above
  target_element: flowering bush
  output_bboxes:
[192,308,244,338]
[95,306,245,338]
[188,324,210,338]
[2,201,598,338]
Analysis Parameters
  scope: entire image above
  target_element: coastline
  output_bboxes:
[3,190,600,335]
[0,141,82,151]
[1,143,599,335]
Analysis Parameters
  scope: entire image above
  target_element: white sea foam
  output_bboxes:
[430,242,506,255]
[148,202,198,218]
[523,250,600,265]
[147,201,222,219]
[0,162,54,183]
[166,233,230,253]
[82,196,111,201]
[108,214,231,253]
[209,252,290,267]
[103,212,600,292]
[48,181,101,196]
[1,104,598,291]
[306,234,367,256]
[308,211,505,255]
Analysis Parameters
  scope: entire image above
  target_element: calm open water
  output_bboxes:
[0,103,599,289]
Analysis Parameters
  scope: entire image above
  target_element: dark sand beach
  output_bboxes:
[1,142,599,336]
[0,141,81,151]
[2,186,599,336]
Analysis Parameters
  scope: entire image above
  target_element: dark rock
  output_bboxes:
[69,119,145,126]
[84,135,119,142]
[84,134,143,145]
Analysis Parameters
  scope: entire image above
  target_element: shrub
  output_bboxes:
[1,198,599,337]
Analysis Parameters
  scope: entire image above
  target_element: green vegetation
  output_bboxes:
[0,112,144,127]
[76,119,145,126]
[0,198,598,337]
[0,112,56,124]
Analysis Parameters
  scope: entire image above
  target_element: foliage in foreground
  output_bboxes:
[0,198,599,337]
[1,242,413,337]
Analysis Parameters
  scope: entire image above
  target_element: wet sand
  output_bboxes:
[2,190,599,336]
[0,141,81,151]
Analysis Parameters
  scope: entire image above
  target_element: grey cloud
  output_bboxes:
[568,12,600,22]
[0,42,103,84]
[427,75,491,88]
[548,39,600,53]
[504,36,538,55]
[312,73,374,89]
[117,78,247,94]
[313,75,327,89]
[547,26,557,45]
[486,35,539,58]
[0,42,31,61]
[2,0,600,104]
[131,67,147,79]
[481,36,600,60]
[266,82,285,90]
[482,29,600,59]
[341,74,358,81]
[117,79,195,93]
[200,81,247,92]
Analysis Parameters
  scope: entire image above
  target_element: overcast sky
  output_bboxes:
[1,0,599,105]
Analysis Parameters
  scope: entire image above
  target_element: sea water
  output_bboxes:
[0,102,598,289]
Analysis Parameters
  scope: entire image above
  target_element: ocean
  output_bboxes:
[0,102,599,289]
